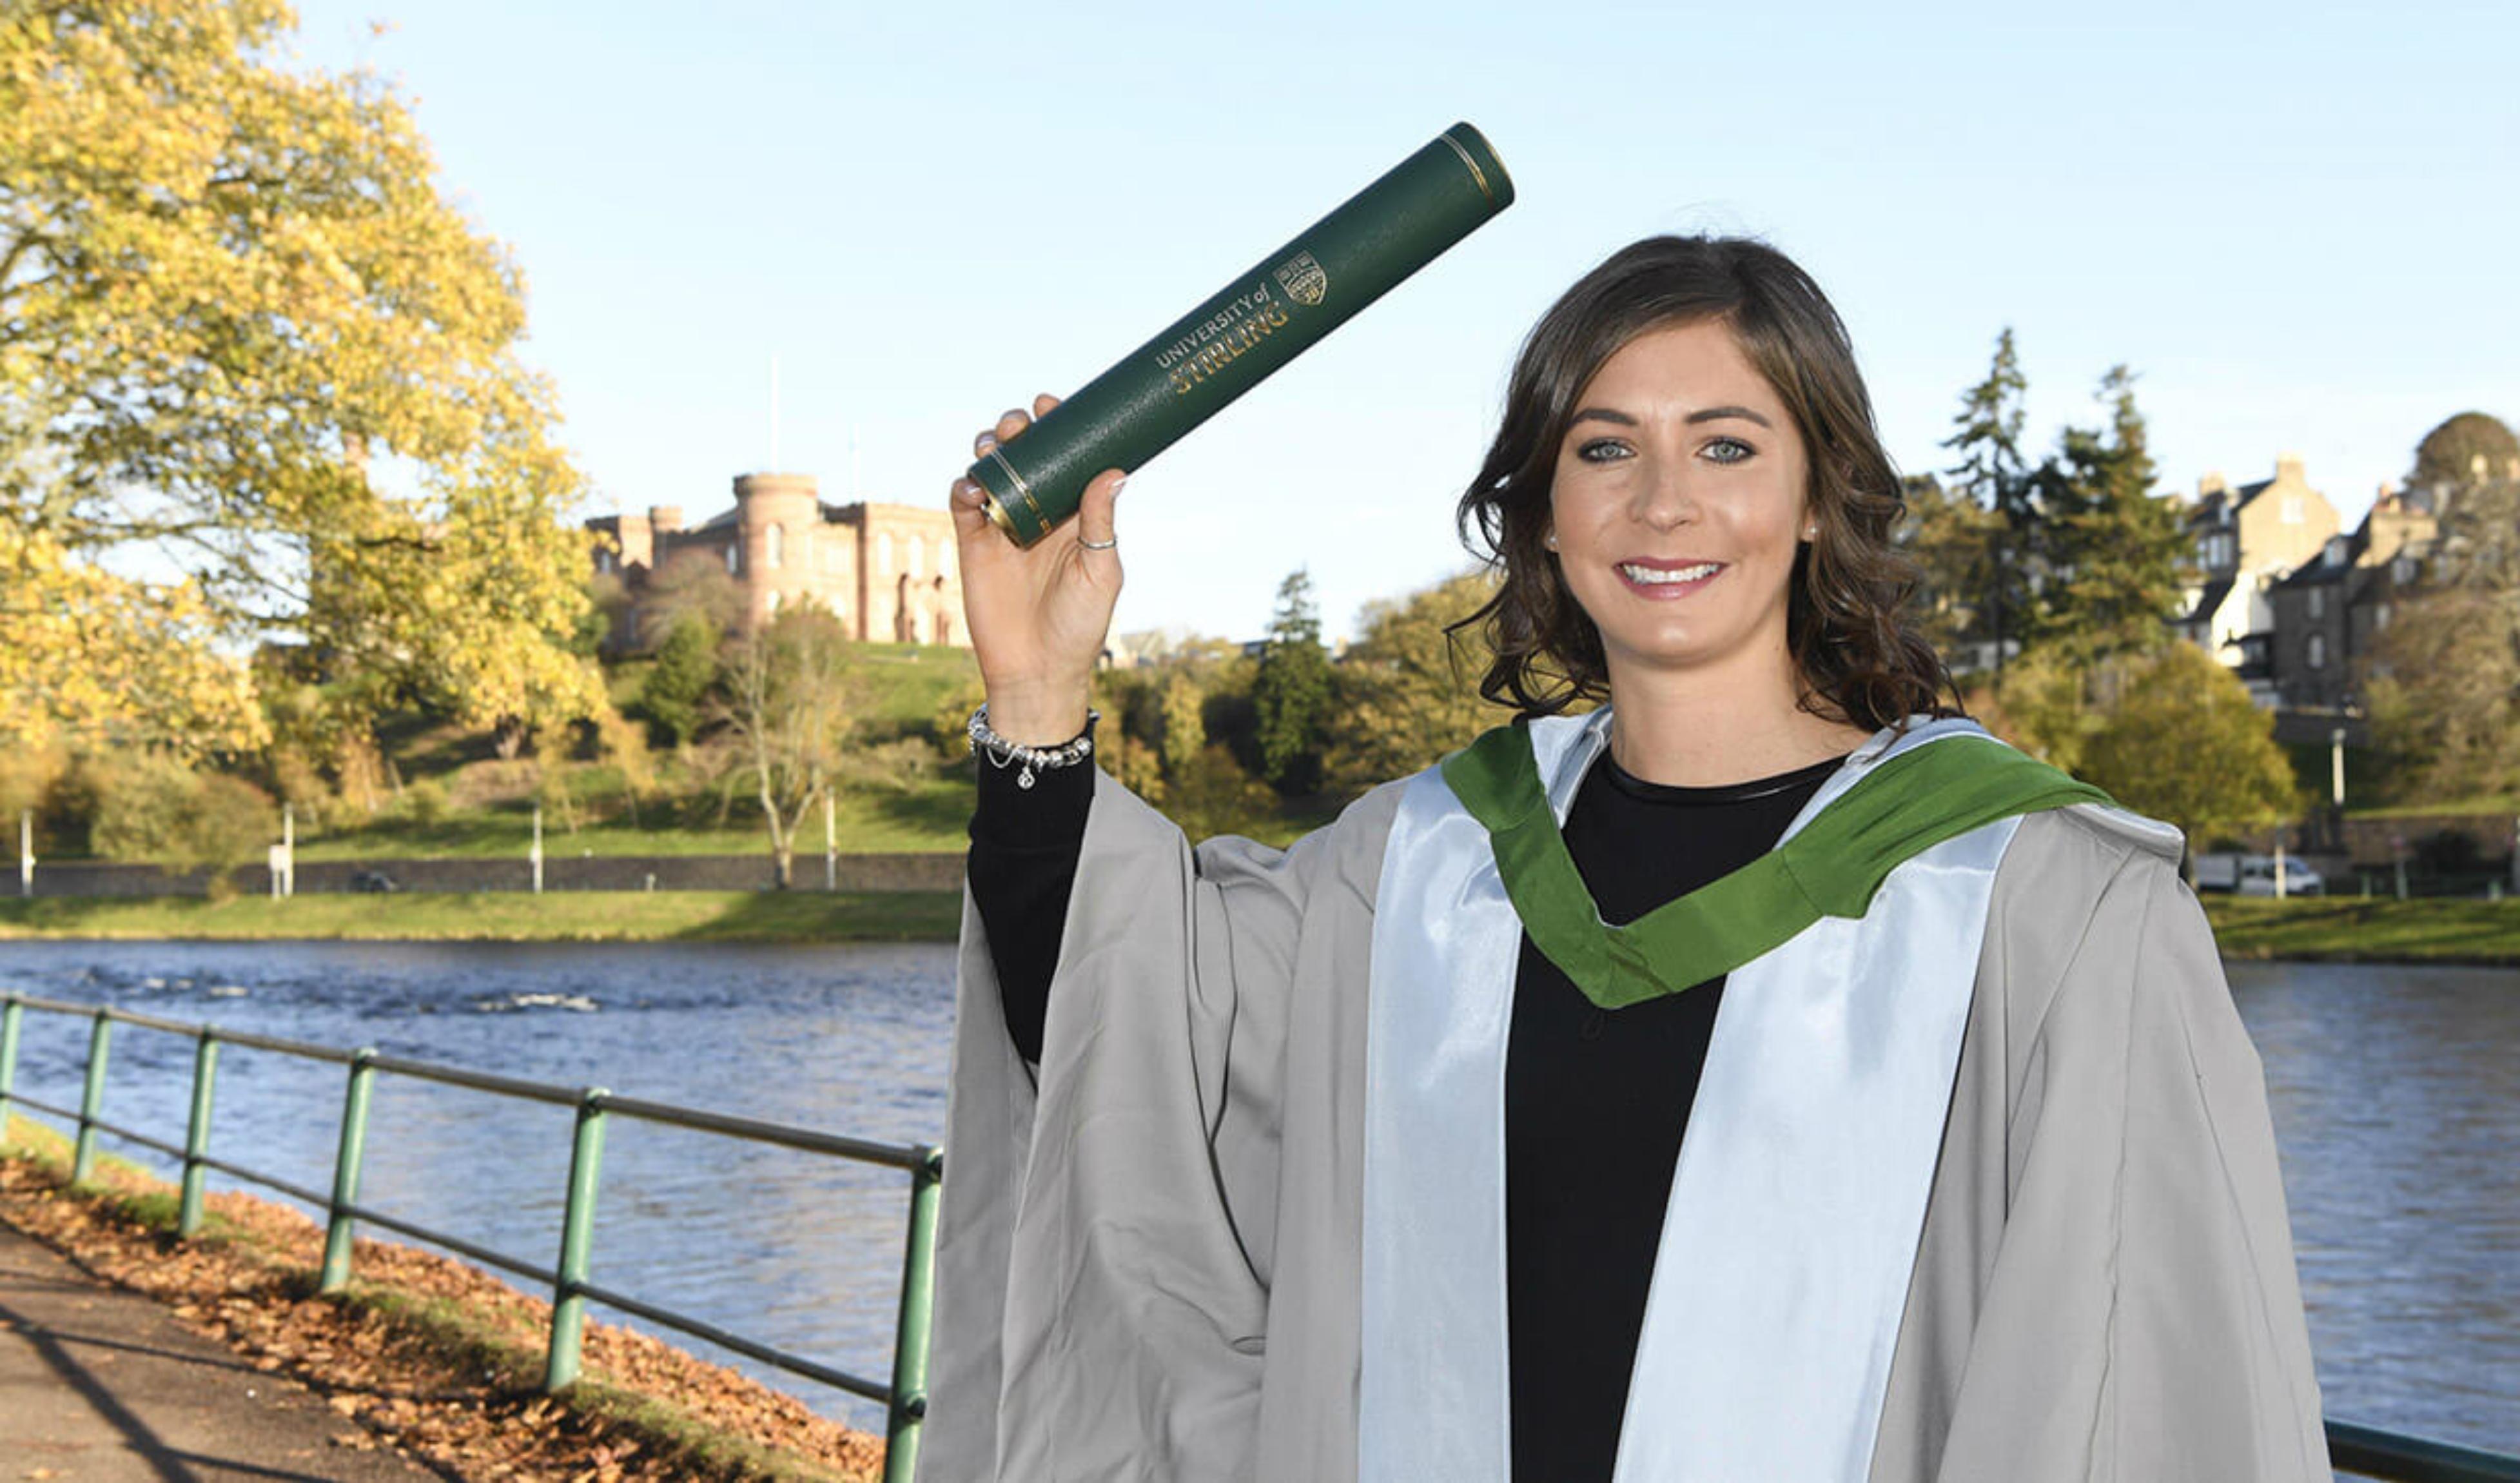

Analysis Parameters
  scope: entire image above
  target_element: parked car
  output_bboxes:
[2193,852,2323,896]
[348,869,398,894]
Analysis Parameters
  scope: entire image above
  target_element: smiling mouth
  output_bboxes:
[1617,560,1724,587]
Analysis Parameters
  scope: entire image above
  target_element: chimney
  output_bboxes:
[2276,451,2307,484]
[2198,471,2228,498]
[649,505,684,535]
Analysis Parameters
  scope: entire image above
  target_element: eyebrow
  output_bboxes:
[1567,404,1774,429]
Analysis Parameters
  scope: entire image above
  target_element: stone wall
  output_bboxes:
[11,853,964,899]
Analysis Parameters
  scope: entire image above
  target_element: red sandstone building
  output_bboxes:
[585,472,966,651]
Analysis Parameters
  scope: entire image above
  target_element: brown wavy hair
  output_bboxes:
[1453,235,1959,731]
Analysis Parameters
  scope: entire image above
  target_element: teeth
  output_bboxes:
[1619,562,1721,585]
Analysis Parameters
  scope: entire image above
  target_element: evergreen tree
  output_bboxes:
[1896,473,2005,663]
[1252,568,1333,795]
[638,613,719,746]
[2037,368,2187,663]
[1939,329,2037,670]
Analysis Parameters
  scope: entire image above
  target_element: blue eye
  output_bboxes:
[1576,438,1631,464]
[1703,437,1755,465]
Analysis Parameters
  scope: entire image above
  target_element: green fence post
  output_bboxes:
[72,1011,112,1184]
[882,1145,943,1483]
[318,1048,377,1293]
[0,998,22,1140]
[542,1087,609,1393]
[178,1030,221,1238]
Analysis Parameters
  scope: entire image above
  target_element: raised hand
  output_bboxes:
[948,394,1128,744]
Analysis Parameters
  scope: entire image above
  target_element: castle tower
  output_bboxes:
[734,472,820,627]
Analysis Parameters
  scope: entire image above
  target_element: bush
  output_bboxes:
[88,755,276,874]
[399,779,451,827]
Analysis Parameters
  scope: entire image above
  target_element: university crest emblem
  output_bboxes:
[1273,251,1328,308]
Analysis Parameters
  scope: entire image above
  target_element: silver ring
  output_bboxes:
[1078,535,1117,551]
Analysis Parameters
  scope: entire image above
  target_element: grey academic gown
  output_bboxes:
[920,767,2331,1482]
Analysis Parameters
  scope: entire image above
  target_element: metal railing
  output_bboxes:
[5,994,2515,1482]
[0,993,939,1483]
[2330,1420,2520,1483]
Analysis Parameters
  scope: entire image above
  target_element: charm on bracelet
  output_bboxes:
[968,704,1100,790]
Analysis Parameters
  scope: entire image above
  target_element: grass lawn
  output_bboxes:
[294,778,973,860]
[2201,896,2520,965]
[0,890,962,943]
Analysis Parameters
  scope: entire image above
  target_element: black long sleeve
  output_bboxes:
[964,755,1091,1065]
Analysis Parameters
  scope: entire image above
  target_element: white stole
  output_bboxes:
[1361,713,2017,1482]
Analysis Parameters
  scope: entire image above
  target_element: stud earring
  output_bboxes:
[1544,532,1559,551]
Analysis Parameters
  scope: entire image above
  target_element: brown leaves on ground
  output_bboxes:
[0,1153,884,1482]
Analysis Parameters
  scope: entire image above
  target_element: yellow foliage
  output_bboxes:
[1,0,599,748]
[0,521,266,754]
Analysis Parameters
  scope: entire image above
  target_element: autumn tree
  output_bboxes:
[2367,466,2520,804]
[643,547,746,638]
[1,0,600,756]
[714,607,853,889]
[2078,642,2299,860]
[1325,569,1518,796]
[1252,567,1332,794]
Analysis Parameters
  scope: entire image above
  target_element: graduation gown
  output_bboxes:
[921,716,2331,1483]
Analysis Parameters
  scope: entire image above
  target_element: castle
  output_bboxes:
[585,473,967,651]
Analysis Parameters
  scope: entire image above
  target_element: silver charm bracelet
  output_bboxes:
[968,703,1099,791]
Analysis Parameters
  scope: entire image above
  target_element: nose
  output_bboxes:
[1628,457,1698,531]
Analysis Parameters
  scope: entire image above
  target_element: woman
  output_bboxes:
[924,237,2329,1483]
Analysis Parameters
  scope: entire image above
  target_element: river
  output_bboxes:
[0,942,2512,1453]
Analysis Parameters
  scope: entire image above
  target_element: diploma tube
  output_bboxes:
[969,123,1514,546]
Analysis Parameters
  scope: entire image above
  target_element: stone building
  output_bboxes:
[2172,454,2341,702]
[586,472,966,651]
[2263,484,2437,716]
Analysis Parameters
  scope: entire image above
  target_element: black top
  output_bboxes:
[966,741,1842,1482]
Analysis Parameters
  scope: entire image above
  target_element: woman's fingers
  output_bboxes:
[948,475,992,538]
[1074,468,1126,564]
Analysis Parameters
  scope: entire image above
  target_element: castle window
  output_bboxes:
[767,522,785,570]
[2281,496,2303,525]
[724,544,739,576]
[766,589,783,616]
[2375,603,2391,632]
[2392,555,2417,586]
[907,536,923,578]
[2307,587,2324,620]
[596,549,614,575]
[2307,633,2327,670]
[877,533,894,574]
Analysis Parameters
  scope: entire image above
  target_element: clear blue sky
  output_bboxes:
[287,0,2520,643]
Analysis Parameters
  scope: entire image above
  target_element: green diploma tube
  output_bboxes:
[970,123,1514,546]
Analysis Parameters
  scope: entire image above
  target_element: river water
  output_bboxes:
[0,942,2512,1453]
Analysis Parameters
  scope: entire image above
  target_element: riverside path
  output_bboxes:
[0,1221,438,1481]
